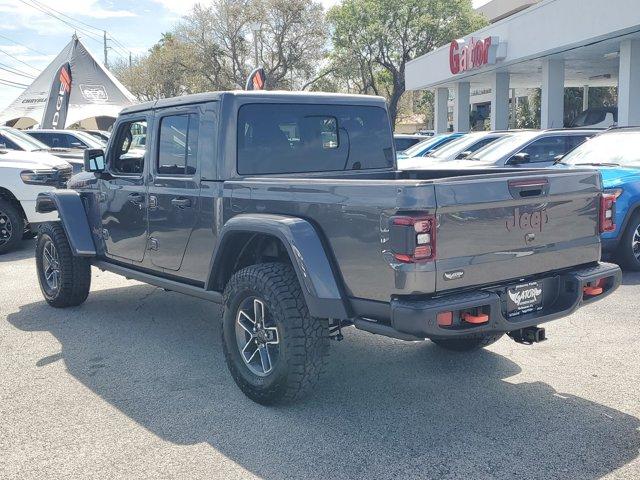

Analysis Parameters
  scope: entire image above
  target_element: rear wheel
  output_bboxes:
[36,222,91,308]
[432,334,504,352]
[222,263,329,405]
[0,199,23,254]
[617,212,640,271]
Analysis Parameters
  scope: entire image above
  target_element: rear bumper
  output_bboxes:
[376,262,621,340]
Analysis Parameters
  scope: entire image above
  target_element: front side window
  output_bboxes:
[237,103,393,174]
[111,119,147,175]
[157,114,199,175]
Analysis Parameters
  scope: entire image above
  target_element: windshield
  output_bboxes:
[0,128,49,151]
[427,133,487,159]
[468,131,539,163]
[402,135,450,157]
[562,132,640,168]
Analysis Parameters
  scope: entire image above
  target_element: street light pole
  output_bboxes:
[250,22,261,68]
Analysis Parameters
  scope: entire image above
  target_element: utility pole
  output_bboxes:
[103,30,108,69]
[129,51,132,68]
[250,22,261,69]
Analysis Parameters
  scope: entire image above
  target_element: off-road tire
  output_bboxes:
[36,222,91,308]
[432,333,504,352]
[0,199,24,254]
[222,263,330,405]
[616,212,640,271]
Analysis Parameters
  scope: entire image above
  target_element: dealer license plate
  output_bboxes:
[506,281,543,318]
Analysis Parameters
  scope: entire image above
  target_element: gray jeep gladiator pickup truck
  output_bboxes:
[34,91,621,404]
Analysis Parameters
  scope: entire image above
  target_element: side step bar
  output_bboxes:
[92,260,223,304]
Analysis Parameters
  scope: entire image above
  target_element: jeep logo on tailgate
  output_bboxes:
[506,207,548,232]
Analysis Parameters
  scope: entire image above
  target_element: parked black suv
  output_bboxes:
[34,91,620,404]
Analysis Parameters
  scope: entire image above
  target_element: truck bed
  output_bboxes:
[221,167,602,307]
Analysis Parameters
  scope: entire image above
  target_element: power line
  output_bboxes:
[0,47,40,72]
[0,33,47,56]
[17,0,104,43]
[0,62,36,79]
[0,78,29,88]
[16,0,133,67]
[29,0,103,34]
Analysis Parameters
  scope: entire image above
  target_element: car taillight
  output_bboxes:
[389,214,436,263]
[599,193,617,233]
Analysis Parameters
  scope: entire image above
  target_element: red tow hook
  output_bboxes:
[462,312,489,324]
[583,278,606,297]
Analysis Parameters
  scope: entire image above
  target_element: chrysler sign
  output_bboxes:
[449,36,503,74]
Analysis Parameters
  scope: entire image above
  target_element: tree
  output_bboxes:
[327,0,486,126]
[114,0,328,98]
[111,33,197,101]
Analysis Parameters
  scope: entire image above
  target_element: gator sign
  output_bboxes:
[449,36,501,75]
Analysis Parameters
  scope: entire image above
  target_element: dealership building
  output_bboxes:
[406,0,640,132]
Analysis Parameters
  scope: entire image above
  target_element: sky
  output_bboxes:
[0,0,491,111]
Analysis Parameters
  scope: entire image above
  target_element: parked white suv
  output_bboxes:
[0,149,71,253]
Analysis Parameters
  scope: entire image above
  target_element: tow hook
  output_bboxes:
[508,326,546,345]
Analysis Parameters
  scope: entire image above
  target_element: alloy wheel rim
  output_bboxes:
[235,297,280,377]
[0,211,13,246]
[633,224,640,261]
[43,240,61,292]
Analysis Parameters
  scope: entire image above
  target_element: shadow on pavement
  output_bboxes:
[622,271,640,285]
[0,238,35,263]
[7,284,640,480]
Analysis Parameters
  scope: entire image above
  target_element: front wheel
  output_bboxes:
[36,222,91,308]
[222,263,329,405]
[0,199,24,254]
[616,212,640,271]
[431,334,504,352]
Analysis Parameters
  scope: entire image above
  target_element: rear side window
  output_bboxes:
[237,103,393,174]
[157,114,199,175]
[395,138,420,151]
[564,135,589,152]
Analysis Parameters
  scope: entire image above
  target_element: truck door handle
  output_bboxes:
[128,193,144,204]
[171,197,192,208]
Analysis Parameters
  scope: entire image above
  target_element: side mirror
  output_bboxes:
[84,148,105,172]
[508,152,531,165]
[458,150,473,159]
[71,142,87,149]
[553,154,565,164]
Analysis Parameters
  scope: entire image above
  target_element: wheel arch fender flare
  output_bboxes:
[208,214,349,320]
[619,200,640,234]
[36,191,96,256]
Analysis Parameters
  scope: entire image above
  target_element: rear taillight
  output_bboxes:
[389,214,436,263]
[599,193,617,233]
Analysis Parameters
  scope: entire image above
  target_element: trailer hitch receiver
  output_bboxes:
[508,326,546,345]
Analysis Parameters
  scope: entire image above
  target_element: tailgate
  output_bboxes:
[434,170,602,292]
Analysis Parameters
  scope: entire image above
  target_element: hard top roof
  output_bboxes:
[121,90,388,115]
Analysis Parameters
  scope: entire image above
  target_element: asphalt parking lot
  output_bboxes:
[1,239,639,480]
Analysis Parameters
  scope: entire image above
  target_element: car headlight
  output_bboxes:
[20,169,57,186]
[604,188,623,199]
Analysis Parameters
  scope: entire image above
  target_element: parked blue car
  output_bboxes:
[396,132,464,159]
[561,128,640,270]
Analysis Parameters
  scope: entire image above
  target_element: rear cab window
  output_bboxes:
[237,103,393,174]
